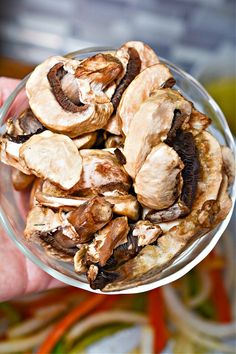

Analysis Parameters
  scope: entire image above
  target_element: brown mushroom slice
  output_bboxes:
[133,221,162,247]
[72,149,131,195]
[182,108,211,136]
[72,132,97,149]
[221,146,235,186]
[19,130,82,190]
[87,216,129,267]
[116,41,160,74]
[105,195,140,221]
[0,138,31,174]
[103,131,227,291]
[135,143,184,210]
[12,169,35,191]
[18,108,45,135]
[67,197,113,243]
[26,56,113,137]
[24,205,61,241]
[123,89,191,178]
[118,64,175,135]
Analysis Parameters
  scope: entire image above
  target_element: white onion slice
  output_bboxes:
[0,325,53,353]
[163,285,236,338]
[66,310,147,341]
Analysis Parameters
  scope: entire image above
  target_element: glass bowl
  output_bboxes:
[0,47,235,294]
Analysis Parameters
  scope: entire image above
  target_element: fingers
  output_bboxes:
[0,77,20,107]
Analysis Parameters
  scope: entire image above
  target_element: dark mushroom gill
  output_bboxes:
[111,47,141,111]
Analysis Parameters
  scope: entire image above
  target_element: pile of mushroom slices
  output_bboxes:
[0,41,235,292]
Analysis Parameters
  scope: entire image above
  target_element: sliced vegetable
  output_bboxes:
[36,295,106,354]
[0,303,21,325]
[148,288,169,353]
[68,323,130,354]
[209,256,232,323]
[0,325,53,353]
[67,310,147,341]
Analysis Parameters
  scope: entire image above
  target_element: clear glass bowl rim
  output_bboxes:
[0,46,235,294]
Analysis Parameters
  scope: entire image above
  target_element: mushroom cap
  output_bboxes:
[221,145,235,186]
[19,130,82,190]
[123,89,191,178]
[0,138,31,174]
[118,64,175,135]
[135,143,184,210]
[72,132,97,150]
[12,169,35,191]
[26,56,114,137]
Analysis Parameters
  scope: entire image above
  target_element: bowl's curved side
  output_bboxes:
[0,48,235,294]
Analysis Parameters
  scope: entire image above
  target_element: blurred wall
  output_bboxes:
[0,0,235,75]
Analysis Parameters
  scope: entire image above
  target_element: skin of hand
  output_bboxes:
[0,77,63,302]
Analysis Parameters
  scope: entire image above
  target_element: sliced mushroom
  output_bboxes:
[0,138,31,174]
[87,264,99,282]
[74,245,88,273]
[135,143,184,210]
[72,131,97,150]
[26,56,114,137]
[105,195,140,221]
[105,135,124,149]
[118,65,176,135]
[133,220,162,247]
[72,149,131,195]
[19,130,82,190]
[221,145,235,186]
[123,89,191,178]
[111,47,141,111]
[103,114,123,136]
[116,41,160,74]
[24,205,61,241]
[18,108,45,135]
[87,216,129,267]
[75,53,123,91]
[41,180,70,198]
[67,197,113,243]
[102,131,225,291]
[12,169,35,191]
[182,108,211,136]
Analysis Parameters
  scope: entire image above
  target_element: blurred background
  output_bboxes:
[0,1,235,353]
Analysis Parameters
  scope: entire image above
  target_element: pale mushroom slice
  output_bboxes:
[221,145,235,186]
[24,205,61,241]
[74,245,88,273]
[116,41,160,73]
[132,221,162,247]
[118,64,176,135]
[105,195,140,221]
[72,132,97,150]
[35,191,138,220]
[0,138,31,174]
[105,135,124,149]
[134,143,184,210]
[72,149,131,195]
[12,169,35,191]
[103,114,123,135]
[87,216,129,267]
[26,56,114,137]
[146,130,200,223]
[103,131,227,291]
[19,130,82,190]
[123,89,191,178]
[67,197,113,243]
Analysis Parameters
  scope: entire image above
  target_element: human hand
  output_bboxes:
[0,77,63,302]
